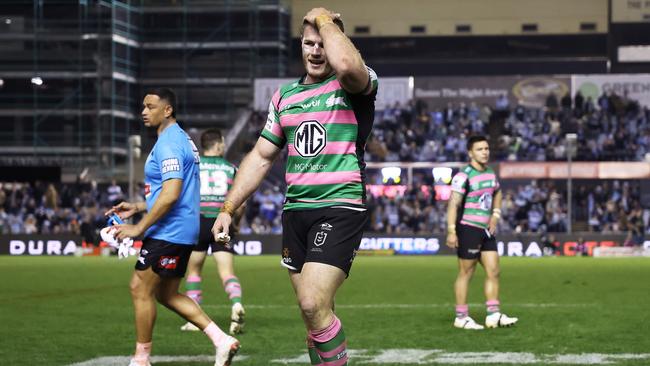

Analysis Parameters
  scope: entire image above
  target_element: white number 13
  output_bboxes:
[200,170,228,196]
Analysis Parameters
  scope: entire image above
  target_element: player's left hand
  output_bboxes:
[303,7,341,25]
[488,216,498,235]
[113,224,143,240]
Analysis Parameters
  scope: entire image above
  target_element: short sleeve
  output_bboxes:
[362,66,379,96]
[259,89,287,148]
[155,139,185,181]
[451,172,468,194]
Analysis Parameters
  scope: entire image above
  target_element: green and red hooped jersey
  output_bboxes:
[199,155,236,218]
[260,67,378,211]
[450,164,500,230]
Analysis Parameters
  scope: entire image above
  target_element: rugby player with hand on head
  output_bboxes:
[212,7,378,365]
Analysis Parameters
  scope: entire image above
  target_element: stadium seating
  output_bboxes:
[2,96,648,241]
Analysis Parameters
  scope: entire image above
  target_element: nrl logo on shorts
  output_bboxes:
[314,231,328,247]
[294,120,326,157]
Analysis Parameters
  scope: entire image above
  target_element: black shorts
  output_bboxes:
[456,223,497,260]
[194,216,236,254]
[135,238,194,277]
[281,207,369,276]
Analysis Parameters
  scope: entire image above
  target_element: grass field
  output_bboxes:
[1,255,649,366]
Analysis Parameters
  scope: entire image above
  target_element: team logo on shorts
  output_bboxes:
[282,247,291,263]
[158,256,179,270]
[138,249,148,265]
[320,223,333,231]
[294,120,326,157]
[314,231,328,247]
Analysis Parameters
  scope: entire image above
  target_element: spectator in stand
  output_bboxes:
[561,92,572,117]
[44,183,59,210]
[545,92,559,115]
[574,90,584,117]
[107,179,124,206]
[495,94,509,111]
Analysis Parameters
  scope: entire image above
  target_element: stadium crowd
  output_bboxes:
[1,93,649,241]
[366,100,489,162]
[0,180,142,244]
[1,178,648,240]
[232,178,649,241]
[365,92,650,163]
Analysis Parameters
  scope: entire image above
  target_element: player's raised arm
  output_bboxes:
[303,7,369,94]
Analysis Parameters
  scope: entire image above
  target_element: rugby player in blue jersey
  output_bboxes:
[107,88,239,366]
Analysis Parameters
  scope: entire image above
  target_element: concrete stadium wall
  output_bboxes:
[291,0,608,37]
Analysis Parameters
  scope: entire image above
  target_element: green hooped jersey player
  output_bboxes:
[260,66,379,211]
[450,164,500,230]
[199,156,236,219]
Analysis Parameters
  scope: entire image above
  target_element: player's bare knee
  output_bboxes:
[486,267,500,279]
[298,297,323,321]
[459,266,476,278]
[129,276,148,299]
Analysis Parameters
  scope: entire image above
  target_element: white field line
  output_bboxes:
[67,351,650,365]
[270,350,650,365]
[67,354,248,366]
[203,303,596,310]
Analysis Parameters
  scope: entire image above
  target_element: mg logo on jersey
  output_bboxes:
[294,120,327,157]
